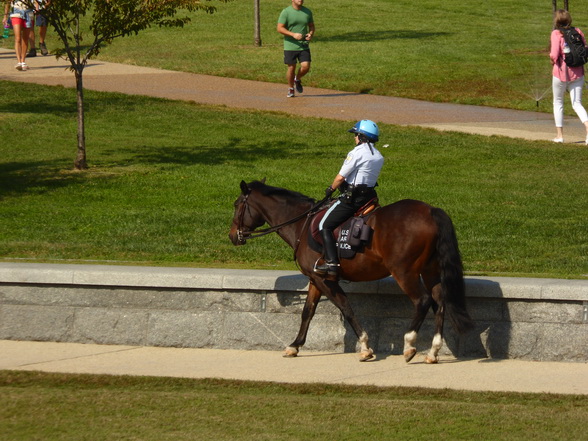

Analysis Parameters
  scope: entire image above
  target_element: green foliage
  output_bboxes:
[1,371,586,441]
[1,81,587,277]
[39,0,226,62]
[18,0,230,169]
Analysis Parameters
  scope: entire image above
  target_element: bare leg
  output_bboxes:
[296,61,310,80]
[13,24,30,64]
[286,64,296,88]
[28,23,35,52]
[39,25,47,44]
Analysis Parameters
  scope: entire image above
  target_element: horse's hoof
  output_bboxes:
[359,350,374,362]
[404,348,417,363]
[424,355,438,364]
[283,347,299,358]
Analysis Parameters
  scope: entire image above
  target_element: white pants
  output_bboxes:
[552,76,588,127]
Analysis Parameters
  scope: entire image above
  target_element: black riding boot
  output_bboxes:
[314,229,341,276]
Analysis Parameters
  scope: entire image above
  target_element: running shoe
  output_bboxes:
[15,63,22,70]
[552,137,564,143]
[287,88,295,98]
[21,63,29,71]
[27,48,37,57]
[294,78,303,94]
[40,42,48,56]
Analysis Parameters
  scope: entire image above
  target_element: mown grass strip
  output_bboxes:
[1,80,587,277]
[1,371,586,441]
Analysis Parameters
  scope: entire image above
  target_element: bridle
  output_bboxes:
[235,191,330,244]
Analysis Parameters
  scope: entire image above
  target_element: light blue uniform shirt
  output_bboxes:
[338,142,384,187]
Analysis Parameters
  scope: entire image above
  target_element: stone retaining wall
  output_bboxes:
[0,263,586,362]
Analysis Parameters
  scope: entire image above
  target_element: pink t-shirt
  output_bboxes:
[550,28,586,82]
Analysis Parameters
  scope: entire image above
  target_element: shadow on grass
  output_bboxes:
[0,161,88,199]
[0,93,151,116]
[0,82,183,117]
[0,138,308,198]
[115,138,309,167]
[319,29,451,43]
[0,99,75,117]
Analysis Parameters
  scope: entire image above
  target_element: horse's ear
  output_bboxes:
[261,177,266,184]
[240,180,250,195]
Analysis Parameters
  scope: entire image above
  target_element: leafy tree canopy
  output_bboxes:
[27,0,224,68]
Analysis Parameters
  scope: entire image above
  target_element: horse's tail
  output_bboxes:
[431,207,474,335]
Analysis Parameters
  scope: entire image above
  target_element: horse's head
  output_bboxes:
[229,179,267,246]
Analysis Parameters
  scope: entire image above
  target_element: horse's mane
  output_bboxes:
[249,180,316,204]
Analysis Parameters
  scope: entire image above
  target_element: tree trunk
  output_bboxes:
[553,0,571,12]
[253,0,261,47]
[74,69,87,170]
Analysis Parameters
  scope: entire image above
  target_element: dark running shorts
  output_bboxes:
[284,49,311,65]
[36,14,48,27]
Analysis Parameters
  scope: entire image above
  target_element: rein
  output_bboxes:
[236,193,330,244]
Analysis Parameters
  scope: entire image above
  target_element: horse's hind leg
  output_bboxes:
[424,282,444,364]
[403,295,434,362]
[284,281,322,357]
[395,273,433,363]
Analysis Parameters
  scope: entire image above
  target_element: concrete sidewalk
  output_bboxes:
[1,48,587,144]
[2,51,588,395]
[1,340,587,395]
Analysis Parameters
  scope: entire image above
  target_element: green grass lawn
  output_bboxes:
[1,81,587,277]
[90,0,572,114]
[1,371,586,441]
[0,0,568,112]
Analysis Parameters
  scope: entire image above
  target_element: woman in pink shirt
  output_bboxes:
[550,9,588,144]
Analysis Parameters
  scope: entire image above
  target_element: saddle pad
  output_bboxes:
[307,215,372,260]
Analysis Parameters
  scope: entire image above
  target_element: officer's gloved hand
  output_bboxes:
[325,186,335,198]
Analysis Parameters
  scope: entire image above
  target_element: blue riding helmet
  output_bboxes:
[348,120,379,142]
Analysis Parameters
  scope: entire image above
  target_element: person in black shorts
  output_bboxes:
[277,0,315,98]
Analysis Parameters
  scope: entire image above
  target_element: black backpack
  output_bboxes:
[561,27,588,67]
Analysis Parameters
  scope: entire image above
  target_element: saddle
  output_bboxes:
[309,198,379,259]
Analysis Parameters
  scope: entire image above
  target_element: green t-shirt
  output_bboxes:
[278,6,314,51]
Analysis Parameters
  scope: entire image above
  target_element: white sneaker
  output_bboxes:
[21,62,29,71]
[553,137,564,143]
[15,63,22,71]
[585,135,588,145]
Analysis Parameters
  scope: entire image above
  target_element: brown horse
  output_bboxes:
[229,179,473,363]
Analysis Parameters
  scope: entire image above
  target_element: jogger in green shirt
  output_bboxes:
[277,0,315,98]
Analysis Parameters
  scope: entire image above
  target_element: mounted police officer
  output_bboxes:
[315,120,384,277]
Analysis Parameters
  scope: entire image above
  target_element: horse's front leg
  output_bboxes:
[284,282,322,357]
[320,278,374,362]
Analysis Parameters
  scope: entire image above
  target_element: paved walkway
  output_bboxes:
[2,340,587,395]
[1,48,587,144]
[2,49,588,393]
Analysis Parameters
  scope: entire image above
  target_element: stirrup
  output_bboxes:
[313,260,341,276]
